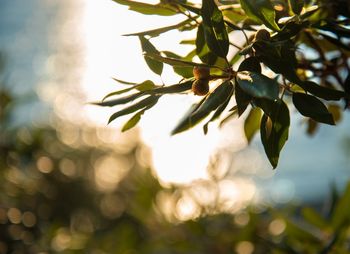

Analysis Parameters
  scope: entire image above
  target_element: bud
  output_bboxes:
[192,79,209,96]
[254,29,271,41]
[193,66,210,80]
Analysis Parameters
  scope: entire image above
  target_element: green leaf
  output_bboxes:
[319,33,350,51]
[201,0,229,58]
[302,207,329,230]
[93,92,146,107]
[239,0,280,31]
[258,99,290,168]
[162,51,195,78]
[300,81,345,101]
[244,107,262,143]
[292,93,335,125]
[123,19,194,37]
[102,80,156,101]
[196,23,218,65]
[149,79,193,94]
[236,71,279,100]
[121,110,144,132]
[139,37,163,75]
[172,81,234,134]
[144,52,212,68]
[289,0,304,15]
[112,0,177,16]
[235,79,252,116]
[108,95,160,124]
[331,182,350,230]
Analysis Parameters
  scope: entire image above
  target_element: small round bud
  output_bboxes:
[193,66,210,80]
[254,29,271,41]
[192,79,209,96]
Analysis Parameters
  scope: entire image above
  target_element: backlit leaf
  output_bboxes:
[112,0,177,16]
[240,0,280,31]
[139,36,163,75]
[201,0,229,58]
[244,107,262,143]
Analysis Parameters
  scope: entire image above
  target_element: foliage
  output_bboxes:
[96,0,350,168]
[1,86,350,253]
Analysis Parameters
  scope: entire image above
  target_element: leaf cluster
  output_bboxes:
[98,0,350,168]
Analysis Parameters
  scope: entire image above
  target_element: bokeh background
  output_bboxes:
[1,0,350,253]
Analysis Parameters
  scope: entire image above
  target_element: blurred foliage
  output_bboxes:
[97,0,350,168]
[1,60,350,253]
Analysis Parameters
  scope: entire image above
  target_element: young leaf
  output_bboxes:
[108,95,160,124]
[258,99,290,168]
[139,36,163,75]
[172,81,234,134]
[244,107,262,143]
[292,93,335,125]
[240,0,280,31]
[236,71,279,100]
[201,0,229,58]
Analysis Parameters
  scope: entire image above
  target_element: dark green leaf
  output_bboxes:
[108,95,160,124]
[244,107,262,143]
[300,81,345,101]
[201,0,229,58]
[292,92,335,125]
[112,0,177,16]
[235,79,252,116]
[139,37,163,75]
[258,99,290,168]
[172,81,234,134]
[289,0,304,15]
[203,85,234,134]
[239,0,280,31]
[253,40,299,83]
[238,57,261,73]
[236,71,279,100]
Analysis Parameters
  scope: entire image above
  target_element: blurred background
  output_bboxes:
[1,0,350,253]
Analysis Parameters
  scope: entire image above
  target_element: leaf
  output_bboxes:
[240,0,280,31]
[258,99,290,168]
[162,51,195,78]
[112,0,177,16]
[253,40,298,83]
[172,81,234,134]
[203,85,234,134]
[302,207,328,230]
[292,93,335,125]
[123,19,194,37]
[139,37,163,75]
[201,0,229,58]
[289,0,304,15]
[108,95,160,124]
[236,71,279,100]
[121,110,144,132]
[235,79,252,116]
[102,80,156,101]
[238,57,261,73]
[196,23,218,65]
[219,109,238,128]
[331,182,350,230]
[93,92,146,107]
[300,81,345,101]
[244,107,262,143]
[144,52,212,68]
[149,79,193,94]
[319,33,350,51]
